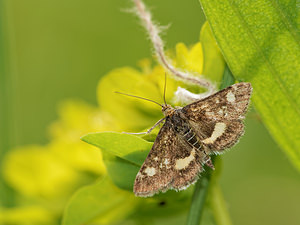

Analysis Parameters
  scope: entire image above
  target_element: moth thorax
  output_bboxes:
[162,104,175,117]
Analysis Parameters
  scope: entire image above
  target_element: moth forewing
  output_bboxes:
[134,119,205,197]
[183,82,252,152]
[183,82,252,122]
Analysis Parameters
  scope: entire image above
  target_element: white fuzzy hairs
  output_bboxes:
[132,0,217,104]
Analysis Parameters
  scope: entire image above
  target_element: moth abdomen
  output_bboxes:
[183,127,202,151]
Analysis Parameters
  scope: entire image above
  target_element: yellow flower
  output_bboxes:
[48,100,118,173]
[0,206,54,225]
[2,145,79,199]
[1,100,115,223]
[49,100,119,141]
[175,42,204,74]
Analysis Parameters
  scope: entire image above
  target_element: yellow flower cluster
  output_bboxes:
[1,101,113,224]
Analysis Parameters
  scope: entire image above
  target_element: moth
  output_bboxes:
[118,82,252,197]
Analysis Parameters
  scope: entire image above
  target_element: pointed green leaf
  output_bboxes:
[103,152,140,191]
[199,0,300,171]
[82,132,152,190]
[81,132,152,166]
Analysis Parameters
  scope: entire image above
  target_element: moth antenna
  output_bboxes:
[163,72,167,105]
[115,91,163,107]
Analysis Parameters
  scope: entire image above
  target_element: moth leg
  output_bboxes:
[204,155,215,170]
[123,117,166,135]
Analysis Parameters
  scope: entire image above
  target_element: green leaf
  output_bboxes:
[103,152,141,191]
[199,0,300,171]
[200,22,225,83]
[62,177,137,225]
[81,132,152,166]
[219,65,235,89]
[132,192,193,224]
[82,132,152,190]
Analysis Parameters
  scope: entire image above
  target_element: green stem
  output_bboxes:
[186,172,211,225]
[186,154,217,225]
[210,184,233,225]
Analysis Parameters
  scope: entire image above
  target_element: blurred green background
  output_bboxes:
[1,0,205,146]
[1,0,299,225]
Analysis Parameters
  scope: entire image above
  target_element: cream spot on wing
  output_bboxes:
[175,149,195,170]
[144,167,156,176]
[218,109,223,115]
[226,91,236,103]
[154,156,158,161]
[216,99,220,103]
[202,122,226,144]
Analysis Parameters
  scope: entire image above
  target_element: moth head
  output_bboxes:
[162,104,174,116]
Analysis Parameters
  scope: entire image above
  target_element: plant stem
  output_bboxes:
[210,184,233,225]
[186,166,213,225]
[185,134,220,225]
[207,157,233,225]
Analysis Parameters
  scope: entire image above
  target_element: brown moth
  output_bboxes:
[120,82,252,197]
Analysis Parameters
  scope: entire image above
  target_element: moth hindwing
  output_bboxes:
[134,82,252,197]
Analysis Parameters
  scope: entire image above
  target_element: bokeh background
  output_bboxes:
[1,0,299,225]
